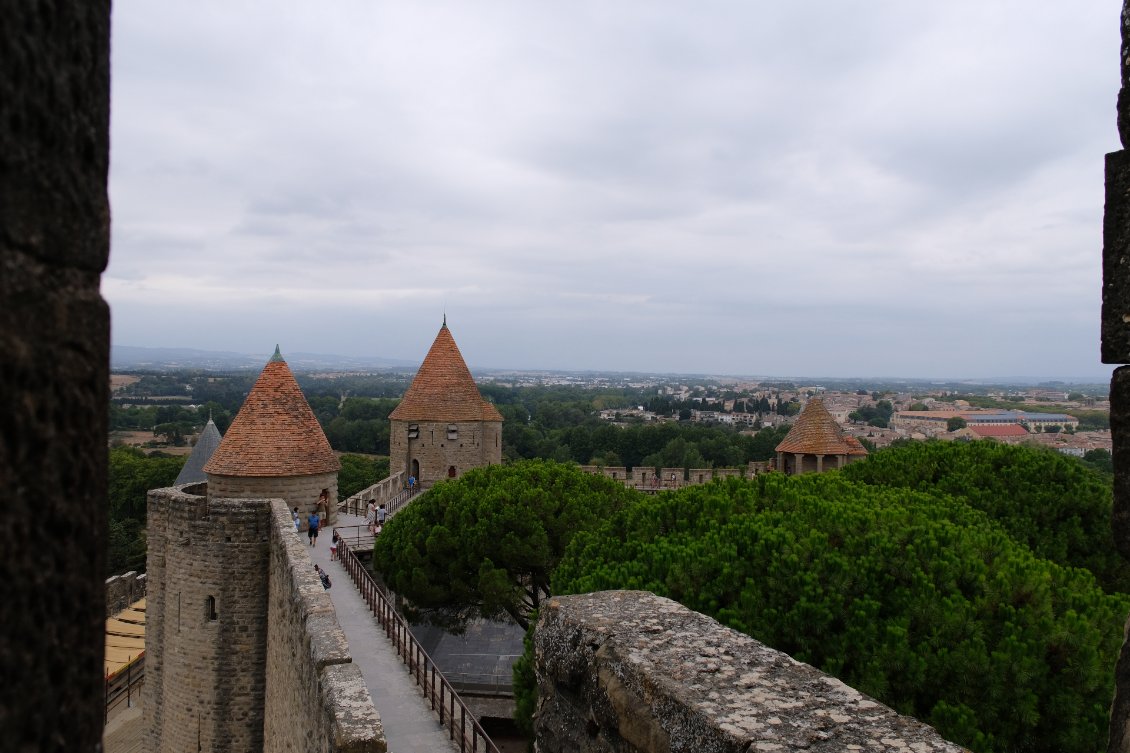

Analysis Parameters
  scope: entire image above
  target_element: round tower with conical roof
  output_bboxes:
[389,321,503,487]
[774,397,869,474]
[204,345,341,524]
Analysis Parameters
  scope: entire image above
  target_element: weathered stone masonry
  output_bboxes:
[535,591,965,753]
[145,485,384,753]
[1107,5,1130,752]
[1,3,111,750]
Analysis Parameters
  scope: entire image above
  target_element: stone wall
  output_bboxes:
[105,570,147,616]
[535,591,966,753]
[1,2,111,750]
[1108,5,1130,751]
[209,470,338,528]
[263,500,385,753]
[145,488,273,753]
[389,418,502,487]
[145,486,384,752]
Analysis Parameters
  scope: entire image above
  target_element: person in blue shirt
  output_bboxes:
[307,511,320,546]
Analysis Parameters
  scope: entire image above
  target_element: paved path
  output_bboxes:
[313,512,459,753]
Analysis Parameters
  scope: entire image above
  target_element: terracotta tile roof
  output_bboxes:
[204,348,340,477]
[775,398,869,457]
[389,324,504,423]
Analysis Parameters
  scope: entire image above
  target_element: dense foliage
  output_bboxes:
[337,453,390,501]
[841,441,1127,592]
[373,461,641,631]
[554,473,1129,753]
[107,446,185,574]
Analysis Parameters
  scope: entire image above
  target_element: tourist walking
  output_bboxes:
[377,503,387,526]
[307,511,320,546]
[292,507,301,532]
[314,564,331,589]
[366,500,377,535]
[315,488,330,527]
[330,530,340,561]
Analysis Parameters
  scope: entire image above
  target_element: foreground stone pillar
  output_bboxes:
[0,2,112,750]
[1109,5,1130,751]
[535,591,964,753]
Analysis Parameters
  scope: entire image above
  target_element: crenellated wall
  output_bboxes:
[145,485,384,752]
[105,570,147,617]
[535,591,966,753]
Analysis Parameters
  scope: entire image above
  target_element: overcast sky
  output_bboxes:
[106,2,1121,380]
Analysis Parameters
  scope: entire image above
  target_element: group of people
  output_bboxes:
[366,500,387,536]
[290,490,393,589]
[292,488,334,547]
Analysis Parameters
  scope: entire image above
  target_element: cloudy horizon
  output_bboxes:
[106,2,1121,381]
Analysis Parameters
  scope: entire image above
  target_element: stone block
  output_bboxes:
[1103,151,1130,363]
[322,663,386,753]
[535,591,965,753]
[1113,368,1130,560]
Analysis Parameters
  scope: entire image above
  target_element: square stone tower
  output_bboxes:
[389,320,503,487]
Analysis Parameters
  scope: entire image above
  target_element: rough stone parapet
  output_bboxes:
[535,591,967,753]
[264,499,385,753]
[105,570,147,616]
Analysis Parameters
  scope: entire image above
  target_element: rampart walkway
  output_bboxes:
[312,511,461,753]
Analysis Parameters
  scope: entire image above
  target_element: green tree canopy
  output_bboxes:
[337,454,390,501]
[373,460,641,631]
[840,440,1127,592]
[554,474,1129,753]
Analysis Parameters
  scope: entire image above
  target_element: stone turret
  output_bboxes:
[389,321,503,487]
[173,416,223,486]
[775,398,868,474]
[204,346,341,524]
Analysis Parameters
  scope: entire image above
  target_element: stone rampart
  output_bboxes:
[535,591,966,753]
[145,486,384,752]
[105,570,146,616]
[264,500,384,752]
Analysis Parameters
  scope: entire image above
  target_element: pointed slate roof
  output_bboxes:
[775,398,869,457]
[204,347,341,477]
[389,323,504,423]
[174,418,223,485]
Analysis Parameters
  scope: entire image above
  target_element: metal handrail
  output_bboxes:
[338,538,500,753]
[104,655,145,723]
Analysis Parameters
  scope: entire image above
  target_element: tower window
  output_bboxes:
[408,424,419,439]
[206,595,218,622]
[447,425,458,440]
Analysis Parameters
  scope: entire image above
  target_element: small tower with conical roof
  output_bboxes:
[389,321,503,487]
[204,345,341,524]
[774,398,868,474]
[173,416,223,486]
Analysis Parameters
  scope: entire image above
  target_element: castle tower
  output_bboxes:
[775,398,868,474]
[173,416,222,486]
[204,346,341,524]
[145,347,341,751]
[389,320,503,487]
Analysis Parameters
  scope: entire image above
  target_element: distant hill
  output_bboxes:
[111,345,415,372]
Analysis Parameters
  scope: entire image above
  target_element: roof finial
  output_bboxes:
[270,344,283,362]
[443,311,447,328]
